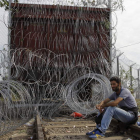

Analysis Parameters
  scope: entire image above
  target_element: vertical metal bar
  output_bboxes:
[8,0,12,49]
[109,0,112,78]
[116,53,123,77]
[129,63,135,93]
[117,57,119,76]
[130,66,132,90]
[8,0,12,97]
[138,69,140,91]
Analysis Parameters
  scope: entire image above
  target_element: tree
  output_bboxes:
[0,0,18,10]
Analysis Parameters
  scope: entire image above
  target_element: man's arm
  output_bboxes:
[96,98,111,112]
[101,97,123,108]
[98,98,111,106]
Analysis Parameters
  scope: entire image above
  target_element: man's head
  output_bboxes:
[110,76,121,92]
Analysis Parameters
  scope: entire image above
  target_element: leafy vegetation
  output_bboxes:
[119,65,136,94]
[0,0,18,10]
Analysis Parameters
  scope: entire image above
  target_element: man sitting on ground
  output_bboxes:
[86,76,138,138]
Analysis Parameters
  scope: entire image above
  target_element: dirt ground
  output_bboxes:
[0,116,139,140]
[42,117,134,140]
[0,119,35,140]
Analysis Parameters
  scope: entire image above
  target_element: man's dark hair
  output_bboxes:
[110,76,121,84]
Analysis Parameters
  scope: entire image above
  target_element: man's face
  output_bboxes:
[110,81,121,92]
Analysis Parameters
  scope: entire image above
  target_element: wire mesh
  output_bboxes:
[0,0,125,136]
[112,48,140,98]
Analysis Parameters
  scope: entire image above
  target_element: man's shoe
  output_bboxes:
[89,130,105,138]
[86,129,97,135]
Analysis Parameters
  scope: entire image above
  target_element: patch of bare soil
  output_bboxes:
[43,118,134,140]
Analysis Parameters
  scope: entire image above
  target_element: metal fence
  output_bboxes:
[112,48,140,99]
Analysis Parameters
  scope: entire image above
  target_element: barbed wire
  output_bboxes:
[112,48,140,69]
[0,0,128,136]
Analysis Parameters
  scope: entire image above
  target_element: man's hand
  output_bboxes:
[100,104,105,109]
[96,98,111,113]
[96,104,104,113]
[96,104,101,110]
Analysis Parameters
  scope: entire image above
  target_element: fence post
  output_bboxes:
[138,69,140,98]
[8,0,12,98]
[130,63,136,92]
[109,0,112,78]
[116,53,123,77]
